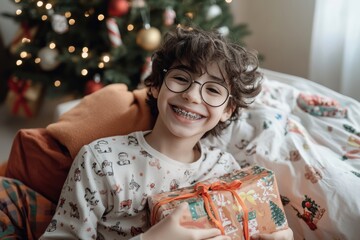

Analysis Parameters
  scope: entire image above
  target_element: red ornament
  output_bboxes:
[85,74,104,95]
[108,0,130,17]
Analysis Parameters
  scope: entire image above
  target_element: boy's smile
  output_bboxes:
[171,105,205,120]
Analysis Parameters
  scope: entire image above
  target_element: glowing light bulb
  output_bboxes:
[81,69,88,76]
[54,80,61,87]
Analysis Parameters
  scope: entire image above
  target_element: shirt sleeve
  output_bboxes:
[40,145,111,239]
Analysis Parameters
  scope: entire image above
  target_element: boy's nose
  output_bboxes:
[182,82,202,104]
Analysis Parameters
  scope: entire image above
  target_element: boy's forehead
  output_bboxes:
[170,61,227,80]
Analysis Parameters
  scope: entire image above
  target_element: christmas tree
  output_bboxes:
[269,200,286,228]
[3,0,251,97]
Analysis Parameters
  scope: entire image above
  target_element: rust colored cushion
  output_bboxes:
[5,128,72,203]
[0,162,7,176]
[47,83,154,158]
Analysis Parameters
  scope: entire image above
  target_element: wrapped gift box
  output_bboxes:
[148,165,288,239]
[6,78,44,118]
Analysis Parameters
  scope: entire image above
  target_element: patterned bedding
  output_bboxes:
[202,69,360,239]
[1,69,359,239]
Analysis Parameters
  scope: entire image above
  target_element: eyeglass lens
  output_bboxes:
[164,68,230,107]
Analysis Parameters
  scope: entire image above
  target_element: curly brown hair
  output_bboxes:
[144,27,262,137]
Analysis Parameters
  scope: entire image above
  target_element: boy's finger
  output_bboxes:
[192,227,222,239]
[171,202,189,217]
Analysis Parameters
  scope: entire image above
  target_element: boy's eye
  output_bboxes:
[205,84,223,95]
[173,76,190,84]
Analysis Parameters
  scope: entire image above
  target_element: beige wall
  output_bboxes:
[230,0,316,79]
[0,1,18,46]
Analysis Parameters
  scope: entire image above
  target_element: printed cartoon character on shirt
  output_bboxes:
[84,187,99,208]
[94,140,112,153]
[92,159,114,176]
[118,152,131,166]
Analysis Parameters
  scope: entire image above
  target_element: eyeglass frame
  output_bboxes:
[163,68,232,107]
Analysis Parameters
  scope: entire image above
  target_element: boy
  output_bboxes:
[41,27,292,240]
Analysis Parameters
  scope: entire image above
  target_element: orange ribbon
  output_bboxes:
[8,77,33,117]
[151,180,249,240]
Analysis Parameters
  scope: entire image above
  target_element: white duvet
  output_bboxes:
[202,69,360,240]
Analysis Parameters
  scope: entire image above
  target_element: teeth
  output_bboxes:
[172,106,202,120]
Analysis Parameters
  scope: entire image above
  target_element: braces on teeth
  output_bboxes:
[173,107,201,119]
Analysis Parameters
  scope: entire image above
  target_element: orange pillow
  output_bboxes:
[47,83,154,158]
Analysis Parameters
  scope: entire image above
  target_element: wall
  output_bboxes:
[230,0,316,79]
[0,0,18,46]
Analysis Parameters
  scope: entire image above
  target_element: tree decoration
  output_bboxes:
[49,9,69,34]
[136,5,161,51]
[38,46,60,71]
[163,7,176,26]
[206,4,222,20]
[106,18,122,47]
[108,0,130,17]
[85,73,104,95]
[136,27,161,51]
[131,0,146,8]
[217,26,229,36]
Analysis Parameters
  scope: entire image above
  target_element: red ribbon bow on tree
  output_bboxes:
[151,180,249,240]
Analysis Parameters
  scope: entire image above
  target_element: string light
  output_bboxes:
[16,60,23,66]
[36,1,43,7]
[14,0,21,3]
[45,3,52,10]
[186,12,194,19]
[68,46,75,53]
[98,62,105,68]
[98,14,105,21]
[20,51,27,58]
[65,12,71,18]
[41,15,48,21]
[225,0,232,3]
[127,24,134,31]
[15,9,22,15]
[49,42,56,49]
[81,52,88,58]
[22,38,30,43]
[54,80,61,87]
[68,19,75,25]
[102,55,110,63]
[35,58,41,64]
[81,69,88,76]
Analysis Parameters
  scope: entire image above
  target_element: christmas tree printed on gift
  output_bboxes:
[269,200,286,228]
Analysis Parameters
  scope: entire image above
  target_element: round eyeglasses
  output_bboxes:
[163,68,231,107]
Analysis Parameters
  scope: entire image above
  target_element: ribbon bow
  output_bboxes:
[8,77,33,117]
[151,180,249,240]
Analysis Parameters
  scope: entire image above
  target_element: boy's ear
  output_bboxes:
[220,105,235,122]
[150,87,159,98]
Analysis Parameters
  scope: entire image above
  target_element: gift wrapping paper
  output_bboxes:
[148,165,288,240]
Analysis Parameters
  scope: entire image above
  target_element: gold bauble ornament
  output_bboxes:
[136,27,162,51]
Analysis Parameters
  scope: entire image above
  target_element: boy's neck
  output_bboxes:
[144,129,201,164]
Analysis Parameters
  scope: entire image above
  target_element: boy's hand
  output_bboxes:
[142,202,231,240]
[251,228,294,240]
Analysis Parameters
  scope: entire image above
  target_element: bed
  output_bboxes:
[0,69,359,239]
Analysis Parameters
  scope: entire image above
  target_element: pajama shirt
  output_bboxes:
[40,131,241,239]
